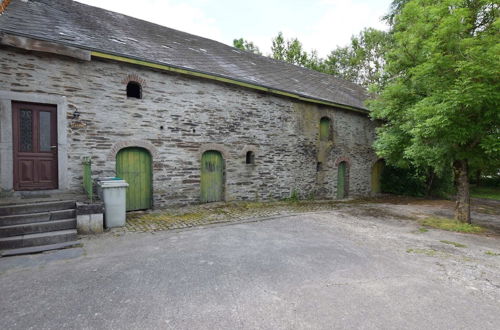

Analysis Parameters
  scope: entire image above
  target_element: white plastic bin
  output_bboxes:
[96,177,125,200]
[98,179,129,228]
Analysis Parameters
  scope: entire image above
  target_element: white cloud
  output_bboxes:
[76,0,224,43]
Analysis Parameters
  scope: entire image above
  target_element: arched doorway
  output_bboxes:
[116,147,152,211]
[200,150,224,203]
[371,159,385,194]
[319,117,332,141]
[337,161,348,199]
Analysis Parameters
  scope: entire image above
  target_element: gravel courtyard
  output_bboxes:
[1,200,499,329]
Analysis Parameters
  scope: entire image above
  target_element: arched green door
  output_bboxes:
[116,147,152,211]
[337,162,347,199]
[371,160,385,194]
[200,151,224,203]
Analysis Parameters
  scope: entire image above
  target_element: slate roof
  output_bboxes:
[0,0,369,111]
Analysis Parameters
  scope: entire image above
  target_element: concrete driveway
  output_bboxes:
[1,210,499,329]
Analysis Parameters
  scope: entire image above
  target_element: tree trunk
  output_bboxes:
[453,160,471,223]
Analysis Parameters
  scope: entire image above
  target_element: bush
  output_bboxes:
[380,165,454,198]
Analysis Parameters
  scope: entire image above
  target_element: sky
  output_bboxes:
[77,0,391,57]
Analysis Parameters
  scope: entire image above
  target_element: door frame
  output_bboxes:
[12,102,59,190]
[116,147,153,211]
[336,161,349,199]
[371,159,385,194]
[0,91,69,192]
[200,150,226,203]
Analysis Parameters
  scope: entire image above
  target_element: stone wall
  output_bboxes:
[0,46,378,207]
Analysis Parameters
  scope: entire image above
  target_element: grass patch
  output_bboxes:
[421,217,486,233]
[440,240,467,248]
[471,186,500,201]
[485,251,500,256]
[418,227,428,233]
[406,248,438,256]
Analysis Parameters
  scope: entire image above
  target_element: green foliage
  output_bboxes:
[440,240,467,248]
[325,28,392,88]
[406,248,438,256]
[267,30,391,88]
[233,38,262,55]
[284,189,300,202]
[380,164,454,197]
[471,186,500,200]
[421,217,486,233]
[370,0,500,175]
[381,165,427,196]
[383,0,411,26]
[271,32,316,68]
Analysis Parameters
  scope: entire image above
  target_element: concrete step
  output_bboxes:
[0,241,82,257]
[0,229,77,249]
[0,200,75,217]
[0,209,76,226]
[0,219,76,238]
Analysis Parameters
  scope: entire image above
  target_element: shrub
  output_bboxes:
[380,165,454,198]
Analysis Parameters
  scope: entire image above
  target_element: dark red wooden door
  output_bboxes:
[12,102,58,190]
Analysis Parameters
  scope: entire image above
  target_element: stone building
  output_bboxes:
[0,0,382,210]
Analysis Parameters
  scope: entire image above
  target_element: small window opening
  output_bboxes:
[246,151,255,164]
[127,81,142,99]
[317,162,323,171]
[319,117,332,141]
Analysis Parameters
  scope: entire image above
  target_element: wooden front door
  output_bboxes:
[337,162,347,199]
[200,151,224,203]
[12,102,58,190]
[116,147,152,211]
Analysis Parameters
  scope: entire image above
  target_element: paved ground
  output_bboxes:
[1,204,499,329]
[125,196,500,234]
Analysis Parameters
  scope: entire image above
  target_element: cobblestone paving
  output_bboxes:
[125,200,349,233]
[122,196,500,234]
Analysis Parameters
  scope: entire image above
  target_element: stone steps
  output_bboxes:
[0,241,82,257]
[0,218,76,238]
[0,200,80,256]
[0,200,76,216]
[0,209,75,226]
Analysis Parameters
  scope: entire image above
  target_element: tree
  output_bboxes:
[238,30,389,87]
[271,32,308,66]
[324,28,391,88]
[369,0,500,223]
[269,32,328,71]
[383,0,411,26]
[233,38,262,55]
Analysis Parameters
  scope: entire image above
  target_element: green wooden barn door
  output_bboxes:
[116,147,152,211]
[200,151,224,203]
[371,160,385,194]
[337,162,347,199]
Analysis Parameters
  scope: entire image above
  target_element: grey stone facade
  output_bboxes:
[0,46,378,207]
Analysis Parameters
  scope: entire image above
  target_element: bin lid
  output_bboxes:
[97,176,124,181]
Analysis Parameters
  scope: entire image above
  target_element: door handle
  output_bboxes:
[50,146,57,149]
